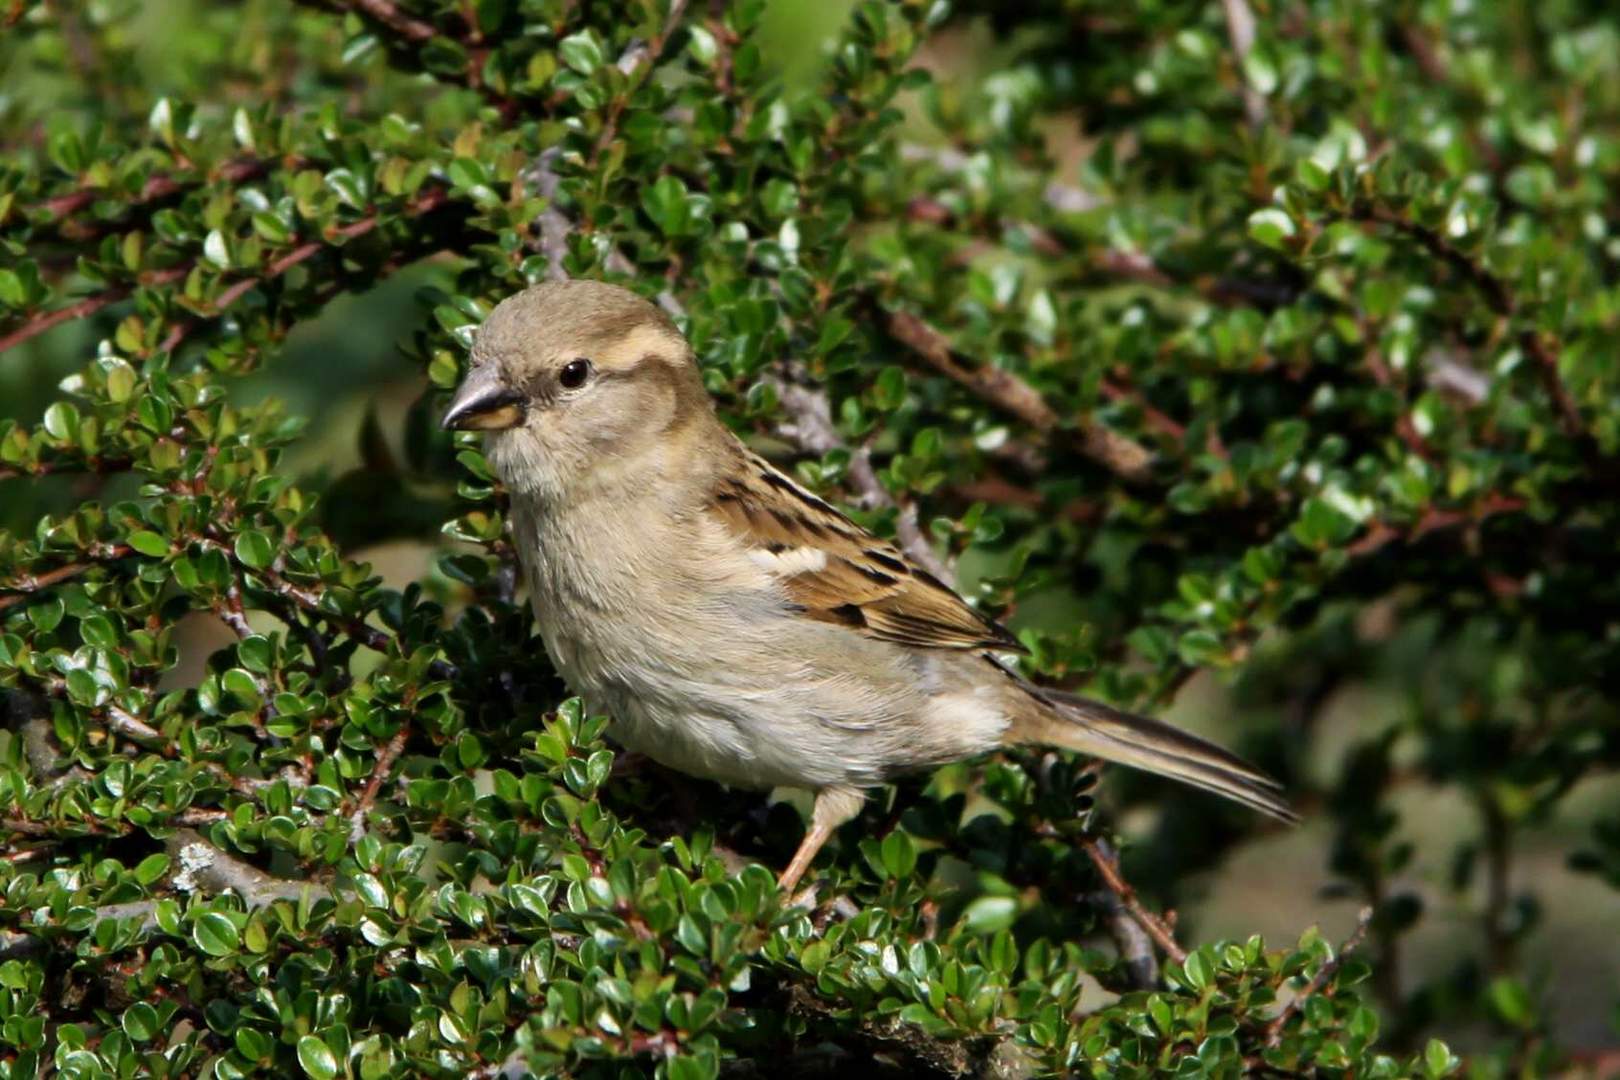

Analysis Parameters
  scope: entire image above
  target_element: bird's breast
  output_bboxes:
[504,497,998,791]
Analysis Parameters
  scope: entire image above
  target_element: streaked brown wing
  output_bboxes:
[707,450,1025,654]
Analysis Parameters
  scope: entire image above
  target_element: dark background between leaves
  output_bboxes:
[2,0,1618,1076]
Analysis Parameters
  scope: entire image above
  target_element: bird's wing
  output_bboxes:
[705,448,1025,653]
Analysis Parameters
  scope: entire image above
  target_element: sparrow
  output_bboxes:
[443,280,1294,894]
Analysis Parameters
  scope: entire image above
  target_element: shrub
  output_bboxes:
[2,0,1616,1076]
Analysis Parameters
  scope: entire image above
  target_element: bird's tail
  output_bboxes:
[1006,687,1297,823]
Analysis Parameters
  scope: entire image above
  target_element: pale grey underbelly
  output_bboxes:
[537,609,944,791]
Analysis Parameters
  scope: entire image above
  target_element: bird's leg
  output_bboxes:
[777,786,865,897]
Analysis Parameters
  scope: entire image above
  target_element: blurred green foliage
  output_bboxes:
[2,0,1618,1075]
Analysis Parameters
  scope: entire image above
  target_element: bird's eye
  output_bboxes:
[558,358,592,390]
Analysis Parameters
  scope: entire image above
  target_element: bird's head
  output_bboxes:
[442,280,713,500]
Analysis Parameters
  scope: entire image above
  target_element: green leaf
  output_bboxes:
[133,853,171,886]
[558,31,603,75]
[1424,1038,1459,1077]
[879,831,917,879]
[961,895,1017,933]
[1247,208,1296,250]
[1181,949,1212,990]
[203,229,232,269]
[103,359,138,403]
[297,1035,340,1080]
[1487,976,1535,1029]
[43,402,81,442]
[192,911,241,957]
[127,530,169,557]
[234,529,275,569]
[643,174,691,236]
[121,1001,160,1043]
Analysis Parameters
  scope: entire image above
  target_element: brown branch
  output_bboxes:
[106,701,164,745]
[217,581,255,640]
[1480,793,1515,974]
[1078,835,1187,964]
[1263,906,1374,1046]
[345,0,435,41]
[0,545,132,613]
[4,179,446,360]
[1345,493,1525,558]
[1347,206,1588,443]
[243,561,457,680]
[882,308,1154,484]
[523,148,571,281]
[1087,885,1159,989]
[348,726,410,842]
[1361,339,1439,461]
[593,0,688,163]
[1099,377,1188,445]
[0,827,332,959]
[0,455,133,482]
[0,266,190,357]
[209,197,429,312]
[210,241,322,312]
[28,159,273,240]
[139,188,446,355]
[1355,207,1510,315]
[1520,330,1585,443]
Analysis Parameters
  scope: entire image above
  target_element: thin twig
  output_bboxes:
[28,159,274,238]
[1345,492,1525,558]
[1078,835,1187,964]
[1087,887,1159,989]
[348,726,410,842]
[0,266,189,356]
[0,545,132,612]
[346,0,435,41]
[246,562,457,680]
[0,828,333,960]
[1219,0,1267,126]
[1480,794,1515,974]
[0,455,133,482]
[882,307,1155,484]
[1263,906,1375,1045]
[106,702,164,745]
[212,193,441,312]
[523,147,571,281]
[1347,205,1588,443]
[591,0,688,164]
[217,582,255,639]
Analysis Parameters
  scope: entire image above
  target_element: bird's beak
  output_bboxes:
[442,364,525,431]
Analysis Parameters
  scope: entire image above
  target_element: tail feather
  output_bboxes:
[1008,688,1298,823]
